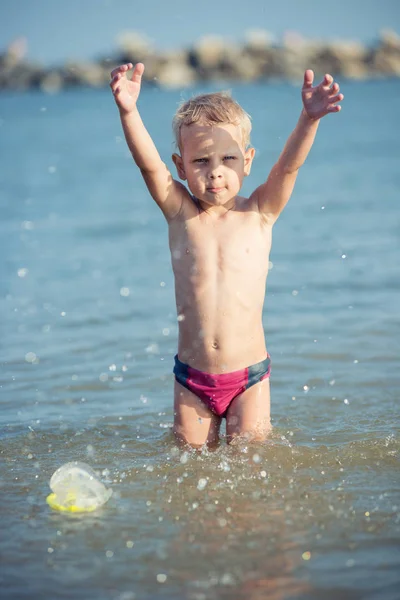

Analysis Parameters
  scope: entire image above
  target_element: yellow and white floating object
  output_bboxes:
[46,462,112,513]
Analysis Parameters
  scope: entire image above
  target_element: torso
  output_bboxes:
[168,193,272,373]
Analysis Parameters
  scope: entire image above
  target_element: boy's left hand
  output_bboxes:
[302,69,344,120]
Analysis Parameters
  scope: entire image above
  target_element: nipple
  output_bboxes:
[46,461,112,513]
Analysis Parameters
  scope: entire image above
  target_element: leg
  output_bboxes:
[225,378,271,444]
[173,381,222,449]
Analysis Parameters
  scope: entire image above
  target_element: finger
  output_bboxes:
[327,104,341,113]
[303,69,314,89]
[330,82,340,95]
[130,62,145,84]
[109,75,122,92]
[329,93,344,104]
[321,73,334,90]
[110,63,133,78]
[110,72,122,86]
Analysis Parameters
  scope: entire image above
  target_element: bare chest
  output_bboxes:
[169,211,272,279]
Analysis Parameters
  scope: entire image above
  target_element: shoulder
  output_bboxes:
[248,188,277,227]
[237,193,274,228]
[166,184,200,222]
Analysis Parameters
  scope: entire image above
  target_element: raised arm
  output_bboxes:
[110,63,186,219]
[254,70,344,225]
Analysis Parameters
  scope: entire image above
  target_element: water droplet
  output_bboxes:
[180,452,189,464]
[22,220,34,230]
[145,343,159,354]
[220,573,235,585]
[18,268,28,278]
[120,287,130,297]
[25,352,37,363]
[156,574,167,583]
[197,478,207,491]
[86,445,94,456]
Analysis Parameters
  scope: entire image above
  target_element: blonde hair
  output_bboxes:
[172,91,252,150]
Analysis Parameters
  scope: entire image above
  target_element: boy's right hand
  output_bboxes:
[110,63,144,114]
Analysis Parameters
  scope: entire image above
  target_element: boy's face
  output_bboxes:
[173,122,255,208]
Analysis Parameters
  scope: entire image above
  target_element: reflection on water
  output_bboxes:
[1,81,400,599]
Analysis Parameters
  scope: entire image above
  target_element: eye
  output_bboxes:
[194,158,208,164]
[224,155,236,161]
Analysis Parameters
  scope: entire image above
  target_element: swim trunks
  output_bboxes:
[173,355,271,417]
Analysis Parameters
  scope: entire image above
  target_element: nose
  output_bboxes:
[208,164,222,179]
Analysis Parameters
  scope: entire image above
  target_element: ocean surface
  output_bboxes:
[0,79,399,600]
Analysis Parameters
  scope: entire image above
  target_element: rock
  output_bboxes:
[189,35,246,80]
[39,70,64,93]
[61,61,109,87]
[368,29,400,76]
[155,51,196,88]
[244,29,274,52]
[116,31,155,63]
[1,31,400,92]
[312,41,369,78]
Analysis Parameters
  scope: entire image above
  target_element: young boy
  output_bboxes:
[110,62,343,448]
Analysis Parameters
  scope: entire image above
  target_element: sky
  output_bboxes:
[1,0,399,66]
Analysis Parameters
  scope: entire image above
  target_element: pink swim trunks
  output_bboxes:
[173,355,271,417]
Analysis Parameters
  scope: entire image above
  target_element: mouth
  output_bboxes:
[207,187,225,193]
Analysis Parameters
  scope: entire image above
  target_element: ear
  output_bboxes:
[244,147,255,176]
[172,153,186,180]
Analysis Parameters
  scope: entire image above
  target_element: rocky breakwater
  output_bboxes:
[1,30,400,93]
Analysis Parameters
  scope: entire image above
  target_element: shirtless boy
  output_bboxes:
[110,62,343,448]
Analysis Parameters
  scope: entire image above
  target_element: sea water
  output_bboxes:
[0,79,399,599]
